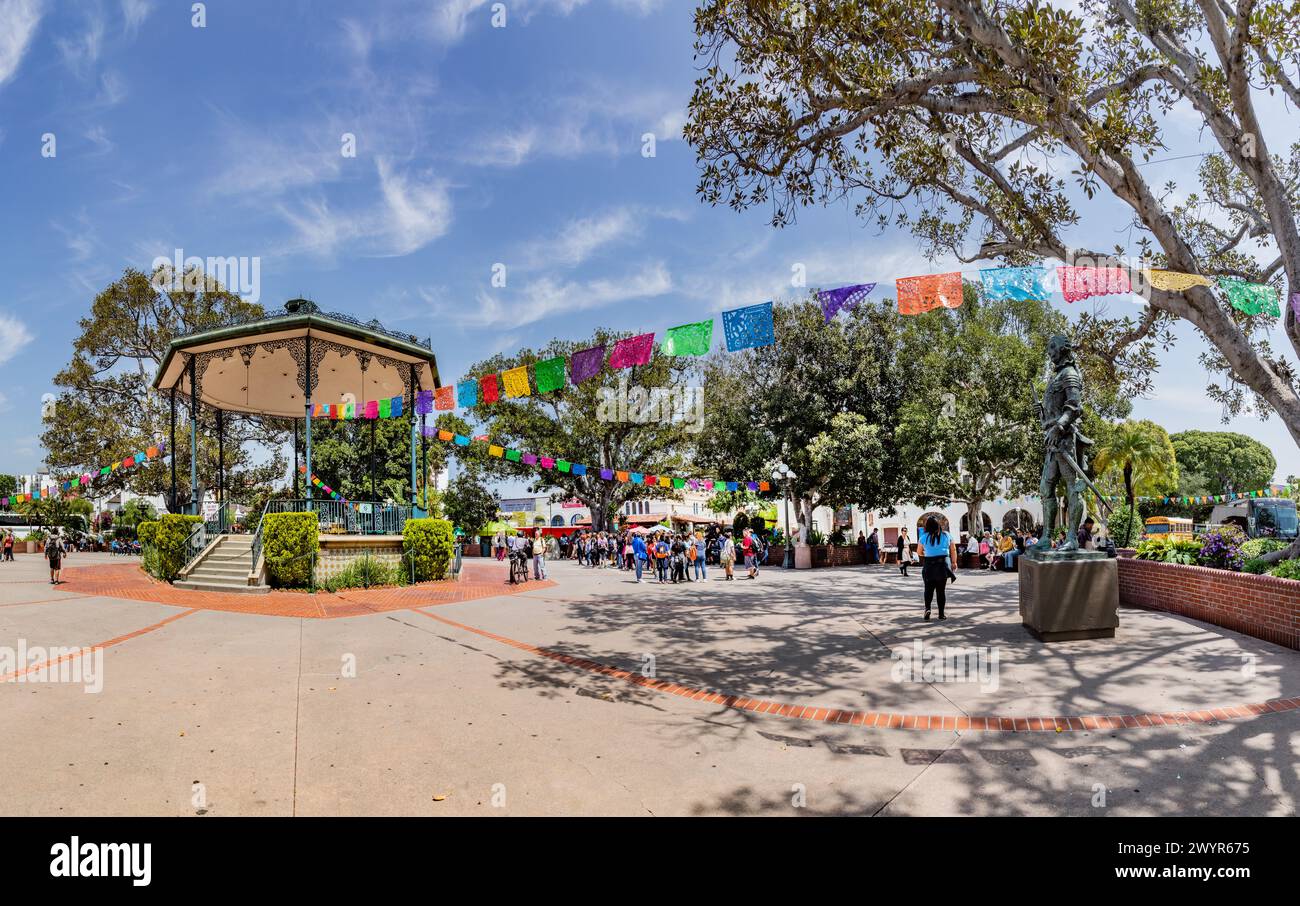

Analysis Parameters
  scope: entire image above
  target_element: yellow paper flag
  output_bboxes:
[502,366,531,398]
[1146,269,1212,292]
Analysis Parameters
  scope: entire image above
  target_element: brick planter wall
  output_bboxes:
[1117,556,1299,650]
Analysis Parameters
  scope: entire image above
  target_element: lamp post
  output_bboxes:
[772,461,798,568]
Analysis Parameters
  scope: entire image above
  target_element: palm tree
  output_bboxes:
[1093,420,1179,543]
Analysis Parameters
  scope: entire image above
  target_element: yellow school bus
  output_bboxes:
[1143,516,1194,542]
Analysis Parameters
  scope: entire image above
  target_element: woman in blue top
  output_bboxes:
[918,515,957,620]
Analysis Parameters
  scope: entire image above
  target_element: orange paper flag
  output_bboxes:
[896,272,963,315]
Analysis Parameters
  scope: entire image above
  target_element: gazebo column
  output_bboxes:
[169,385,178,513]
[304,333,313,509]
[409,370,418,514]
[293,419,299,498]
[188,353,200,515]
[216,408,224,504]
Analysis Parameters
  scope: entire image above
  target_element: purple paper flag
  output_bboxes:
[600,468,614,480]
[817,283,876,322]
[522,453,537,466]
[415,389,434,415]
[608,332,655,368]
[569,344,606,383]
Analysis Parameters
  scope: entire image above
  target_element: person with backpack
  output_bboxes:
[653,535,671,583]
[692,531,707,581]
[632,532,649,582]
[45,530,64,585]
[741,528,759,579]
[720,532,736,580]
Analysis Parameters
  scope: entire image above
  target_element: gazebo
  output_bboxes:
[152,298,440,519]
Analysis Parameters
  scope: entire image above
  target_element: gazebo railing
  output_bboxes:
[265,500,412,535]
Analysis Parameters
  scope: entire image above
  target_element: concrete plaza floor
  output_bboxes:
[0,552,1296,816]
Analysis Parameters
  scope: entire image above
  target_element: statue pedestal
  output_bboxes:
[1018,552,1119,642]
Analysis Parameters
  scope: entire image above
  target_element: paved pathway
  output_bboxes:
[0,552,1295,815]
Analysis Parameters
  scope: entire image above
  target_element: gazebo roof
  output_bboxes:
[152,300,439,419]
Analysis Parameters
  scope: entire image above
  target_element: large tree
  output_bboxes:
[696,297,928,534]
[1093,418,1181,510]
[459,331,699,531]
[41,267,288,510]
[895,283,1092,534]
[1170,428,1277,492]
[686,0,1300,497]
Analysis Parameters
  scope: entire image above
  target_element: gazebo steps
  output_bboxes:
[175,579,270,594]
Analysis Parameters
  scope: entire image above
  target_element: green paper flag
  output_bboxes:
[557,460,571,473]
[660,319,714,356]
[505,449,521,462]
[672,478,685,489]
[379,398,391,419]
[535,356,567,394]
[1217,277,1280,316]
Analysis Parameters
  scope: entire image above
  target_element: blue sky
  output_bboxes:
[0,0,1295,485]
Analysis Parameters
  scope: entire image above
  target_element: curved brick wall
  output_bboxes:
[1117,556,1299,650]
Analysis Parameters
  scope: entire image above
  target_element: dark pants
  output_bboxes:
[922,556,947,614]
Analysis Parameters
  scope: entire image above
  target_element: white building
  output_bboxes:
[774,493,1044,546]
[497,488,733,530]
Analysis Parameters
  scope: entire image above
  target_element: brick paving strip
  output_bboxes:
[0,608,197,683]
[57,561,554,619]
[412,609,1300,734]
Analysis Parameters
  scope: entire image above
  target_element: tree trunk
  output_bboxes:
[1124,463,1134,512]
[965,498,984,537]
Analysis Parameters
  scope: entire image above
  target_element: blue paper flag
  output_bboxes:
[457,379,477,408]
[979,266,1051,301]
[722,301,776,352]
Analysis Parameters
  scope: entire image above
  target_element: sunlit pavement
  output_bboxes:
[0,553,1295,816]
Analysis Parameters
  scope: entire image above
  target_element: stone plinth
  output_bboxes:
[1018,552,1119,642]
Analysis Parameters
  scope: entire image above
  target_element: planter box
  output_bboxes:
[1117,557,1299,650]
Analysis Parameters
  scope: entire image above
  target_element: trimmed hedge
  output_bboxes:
[137,521,158,545]
[262,512,319,588]
[146,514,203,581]
[403,518,455,581]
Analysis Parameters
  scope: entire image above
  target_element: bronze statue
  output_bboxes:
[1033,334,1105,552]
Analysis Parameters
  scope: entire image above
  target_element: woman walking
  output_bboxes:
[897,528,911,577]
[720,532,736,580]
[918,516,957,620]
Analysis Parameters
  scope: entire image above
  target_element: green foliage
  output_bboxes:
[403,518,455,582]
[322,556,406,592]
[1241,537,1287,560]
[1134,536,1203,565]
[1267,558,1300,581]
[262,512,319,588]
[146,514,203,581]
[0,474,16,498]
[1094,420,1179,507]
[807,529,827,546]
[299,416,448,505]
[442,473,500,536]
[137,521,158,545]
[1171,431,1277,496]
[40,267,287,507]
[118,498,157,529]
[1242,558,1271,575]
[1105,503,1142,548]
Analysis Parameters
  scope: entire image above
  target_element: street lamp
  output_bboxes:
[772,461,798,568]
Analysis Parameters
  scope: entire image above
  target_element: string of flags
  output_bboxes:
[311,394,405,420]
[1,443,168,509]
[297,465,352,506]
[1101,485,1295,506]
[424,428,772,494]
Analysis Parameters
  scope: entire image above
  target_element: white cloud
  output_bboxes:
[0,312,34,364]
[278,158,453,258]
[120,0,152,36]
[448,262,673,328]
[0,0,44,88]
[521,208,643,268]
[56,9,105,78]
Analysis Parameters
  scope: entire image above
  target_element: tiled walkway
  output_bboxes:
[59,560,554,619]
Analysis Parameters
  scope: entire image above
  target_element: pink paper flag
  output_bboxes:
[1057,266,1132,303]
[608,332,655,368]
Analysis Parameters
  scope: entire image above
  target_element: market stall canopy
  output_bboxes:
[152,299,439,419]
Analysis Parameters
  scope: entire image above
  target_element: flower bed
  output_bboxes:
[1117,556,1299,650]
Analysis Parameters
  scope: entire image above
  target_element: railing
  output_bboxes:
[265,500,413,535]
[250,500,272,580]
[180,519,210,576]
[203,502,235,536]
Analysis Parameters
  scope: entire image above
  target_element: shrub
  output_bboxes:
[322,556,405,592]
[262,512,319,588]
[137,521,158,545]
[1242,558,1271,575]
[1268,557,1300,581]
[403,517,455,581]
[1240,537,1287,560]
[1106,503,1142,547]
[1134,536,1203,565]
[147,514,203,580]
[1196,525,1246,571]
